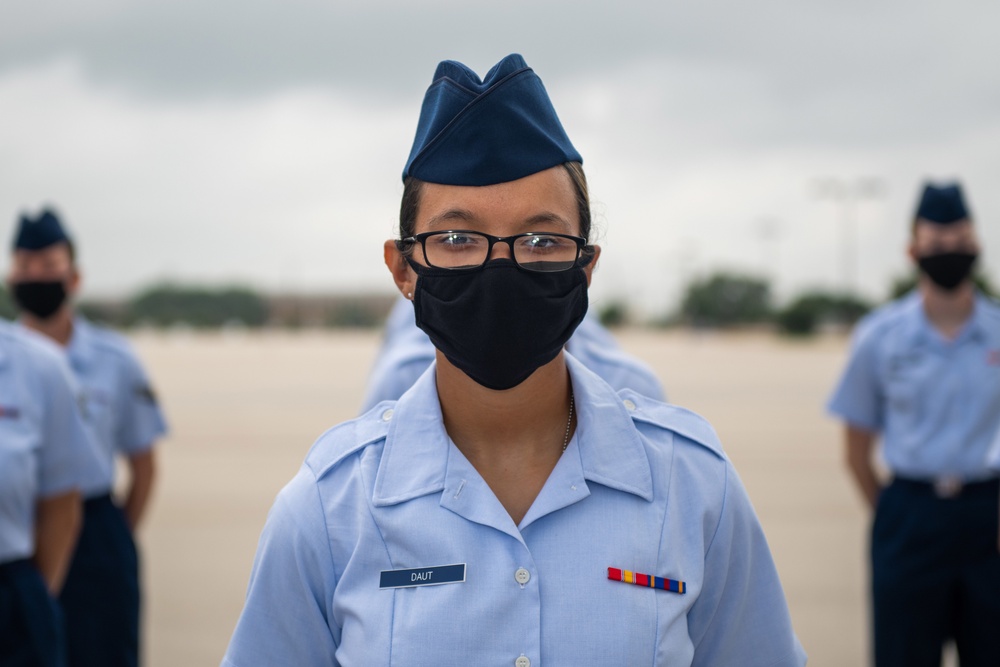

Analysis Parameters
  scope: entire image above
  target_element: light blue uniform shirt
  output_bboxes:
[360,297,665,412]
[60,317,168,498]
[224,354,805,667]
[0,321,98,563]
[828,291,1000,480]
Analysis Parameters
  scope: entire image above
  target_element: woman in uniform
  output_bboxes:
[1,321,95,667]
[223,54,805,666]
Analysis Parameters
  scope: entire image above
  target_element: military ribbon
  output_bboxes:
[608,567,685,594]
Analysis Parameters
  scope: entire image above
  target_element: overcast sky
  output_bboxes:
[3,0,998,315]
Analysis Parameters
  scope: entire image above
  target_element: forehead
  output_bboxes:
[416,166,579,234]
[12,243,73,266]
[913,218,976,244]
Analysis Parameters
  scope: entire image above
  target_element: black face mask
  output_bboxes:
[409,258,589,390]
[12,280,69,319]
[917,251,978,291]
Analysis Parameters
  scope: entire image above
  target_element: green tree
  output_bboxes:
[776,291,872,336]
[598,300,629,328]
[78,300,125,326]
[680,273,772,328]
[325,302,383,328]
[126,284,268,328]
[0,286,15,319]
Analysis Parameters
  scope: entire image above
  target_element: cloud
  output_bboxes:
[0,59,413,296]
[4,0,999,110]
[2,1,999,315]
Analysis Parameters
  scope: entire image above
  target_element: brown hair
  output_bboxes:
[398,161,593,244]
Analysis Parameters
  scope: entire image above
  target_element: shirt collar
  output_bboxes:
[908,290,991,347]
[963,293,993,343]
[371,353,653,508]
[66,316,95,370]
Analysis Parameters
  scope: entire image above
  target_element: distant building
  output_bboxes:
[74,290,398,329]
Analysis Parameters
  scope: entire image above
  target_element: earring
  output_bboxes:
[406,292,413,300]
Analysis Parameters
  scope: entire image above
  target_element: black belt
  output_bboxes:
[0,557,33,575]
[83,493,114,510]
[892,476,1000,499]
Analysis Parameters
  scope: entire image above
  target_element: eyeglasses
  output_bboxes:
[397,230,592,273]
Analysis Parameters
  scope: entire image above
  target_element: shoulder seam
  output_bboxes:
[306,422,390,481]
[624,394,725,460]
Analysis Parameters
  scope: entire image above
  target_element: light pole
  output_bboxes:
[811,177,886,295]
[755,217,783,282]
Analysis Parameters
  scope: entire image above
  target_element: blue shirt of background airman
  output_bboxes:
[59,317,168,498]
[360,297,665,412]
[223,354,805,667]
[828,290,1000,480]
[0,321,98,563]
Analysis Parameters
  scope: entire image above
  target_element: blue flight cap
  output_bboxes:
[403,54,582,186]
[915,183,971,225]
[12,208,72,251]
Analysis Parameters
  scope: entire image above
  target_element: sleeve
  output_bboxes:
[115,350,168,455]
[826,323,884,432]
[36,351,98,498]
[222,467,340,667]
[687,463,807,667]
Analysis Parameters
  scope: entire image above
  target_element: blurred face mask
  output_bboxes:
[12,280,69,319]
[407,258,589,390]
[916,251,978,291]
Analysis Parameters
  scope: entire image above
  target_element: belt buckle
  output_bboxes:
[933,476,963,499]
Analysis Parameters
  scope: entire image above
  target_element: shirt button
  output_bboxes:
[514,568,531,585]
[515,656,531,667]
[381,409,394,422]
[623,399,636,411]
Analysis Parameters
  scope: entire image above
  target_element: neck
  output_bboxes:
[21,308,75,347]
[919,278,975,339]
[435,351,574,464]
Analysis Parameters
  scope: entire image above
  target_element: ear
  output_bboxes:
[67,266,82,297]
[582,245,601,287]
[384,240,417,300]
[906,239,918,265]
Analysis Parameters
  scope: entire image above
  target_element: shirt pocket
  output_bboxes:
[79,387,115,454]
[884,379,920,421]
[0,413,40,523]
[388,564,508,666]
[882,352,936,431]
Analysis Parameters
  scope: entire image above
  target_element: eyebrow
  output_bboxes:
[520,212,573,231]
[425,209,477,229]
[424,210,574,232]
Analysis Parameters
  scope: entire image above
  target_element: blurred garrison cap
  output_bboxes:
[915,183,971,225]
[403,53,581,186]
[12,208,72,250]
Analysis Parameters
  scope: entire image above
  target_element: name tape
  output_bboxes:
[379,563,466,589]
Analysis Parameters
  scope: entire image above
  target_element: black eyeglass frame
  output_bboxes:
[396,230,595,273]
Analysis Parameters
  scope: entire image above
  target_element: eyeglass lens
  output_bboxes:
[422,232,579,272]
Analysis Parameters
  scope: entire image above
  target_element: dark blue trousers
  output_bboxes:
[872,477,1000,667]
[0,559,64,667]
[58,496,139,667]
